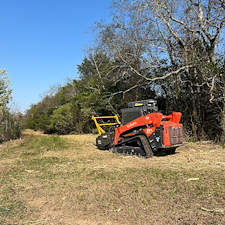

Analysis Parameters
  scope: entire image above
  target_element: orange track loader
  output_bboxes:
[92,99,184,157]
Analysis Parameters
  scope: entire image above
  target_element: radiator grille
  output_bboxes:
[169,126,183,145]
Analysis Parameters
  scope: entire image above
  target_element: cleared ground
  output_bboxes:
[0,130,225,225]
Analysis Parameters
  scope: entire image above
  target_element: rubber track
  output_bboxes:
[137,135,154,158]
[113,135,154,158]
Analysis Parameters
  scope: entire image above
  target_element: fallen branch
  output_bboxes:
[197,203,225,214]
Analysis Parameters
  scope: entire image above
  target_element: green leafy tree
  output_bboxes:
[0,69,12,110]
[0,69,22,142]
[48,103,75,134]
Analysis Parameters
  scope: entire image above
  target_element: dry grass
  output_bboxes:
[0,130,225,225]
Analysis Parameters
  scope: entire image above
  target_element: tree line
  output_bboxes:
[3,0,225,143]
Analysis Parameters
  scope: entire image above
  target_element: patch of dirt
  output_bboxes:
[22,129,45,136]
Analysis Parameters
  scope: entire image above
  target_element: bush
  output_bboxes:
[0,110,22,143]
[47,103,75,134]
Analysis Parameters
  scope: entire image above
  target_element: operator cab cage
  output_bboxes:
[121,99,158,125]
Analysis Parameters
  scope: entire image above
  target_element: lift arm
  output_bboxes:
[91,115,121,134]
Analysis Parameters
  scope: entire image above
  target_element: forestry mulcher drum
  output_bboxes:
[92,99,184,158]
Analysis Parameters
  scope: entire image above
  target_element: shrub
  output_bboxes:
[0,110,22,143]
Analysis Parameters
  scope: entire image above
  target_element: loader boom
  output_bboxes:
[91,115,121,134]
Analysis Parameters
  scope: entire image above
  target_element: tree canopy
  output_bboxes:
[24,0,225,142]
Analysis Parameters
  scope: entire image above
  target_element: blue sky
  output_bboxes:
[0,0,112,113]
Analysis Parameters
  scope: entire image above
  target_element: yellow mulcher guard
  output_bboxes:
[91,115,121,134]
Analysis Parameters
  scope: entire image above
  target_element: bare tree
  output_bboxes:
[105,0,225,82]
[95,0,225,141]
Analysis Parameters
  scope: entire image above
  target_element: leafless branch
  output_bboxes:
[147,65,194,84]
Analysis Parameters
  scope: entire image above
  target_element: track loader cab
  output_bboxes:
[121,99,158,125]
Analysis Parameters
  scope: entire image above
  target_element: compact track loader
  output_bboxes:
[92,99,184,158]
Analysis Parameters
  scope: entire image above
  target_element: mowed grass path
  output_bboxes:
[0,130,225,225]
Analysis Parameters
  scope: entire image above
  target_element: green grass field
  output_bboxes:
[0,130,225,225]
